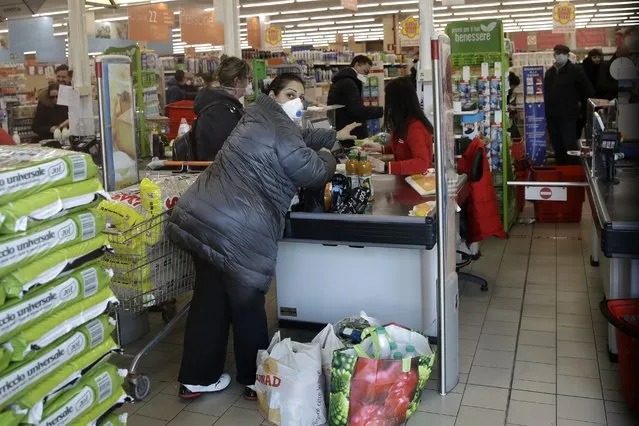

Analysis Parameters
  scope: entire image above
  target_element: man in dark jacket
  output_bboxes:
[576,49,603,138]
[166,69,187,105]
[544,45,595,164]
[192,87,244,160]
[328,55,384,140]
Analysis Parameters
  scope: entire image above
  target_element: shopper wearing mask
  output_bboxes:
[362,77,433,175]
[167,73,360,401]
[192,57,250,161]
[166,69,188,104]
[543,45,594,164]
[328,55,384,140]
[32,83,69,142]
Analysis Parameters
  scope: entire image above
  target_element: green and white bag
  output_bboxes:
[0,315,116,410]
[97,412,128,426]
[35,362,126,426]
[0,147,97,206]
[0,235,109,306]
[0,210,105,279]
[0,179,107,234]
[1,286,117,365]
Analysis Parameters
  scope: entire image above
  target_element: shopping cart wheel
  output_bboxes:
[129,374,151,401]
[161,301,177,323]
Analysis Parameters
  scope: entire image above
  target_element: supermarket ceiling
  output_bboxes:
[3,0,638,48]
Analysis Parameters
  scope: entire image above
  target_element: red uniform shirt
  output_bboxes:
[383,118,433,175]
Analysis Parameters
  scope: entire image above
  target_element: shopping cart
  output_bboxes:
[105,210,195,400]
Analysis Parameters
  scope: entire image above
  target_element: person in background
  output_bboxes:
[328,55,383,140]
[410,57,419,88]
[32,83,69,142]
[202,71,217,88]
[192,57,250,161]
[543,45,594,164]
[598,45,630,101]
[55,64,71,85]
[184,71,198,101]
[167,73,359,401]
[362,77,433,175]
[582,48,604,91]
[507,71,522,139]
[166,69,187,104]
[0,128,16,145]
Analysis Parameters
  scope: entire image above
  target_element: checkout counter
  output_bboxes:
[584,99,639,359]
[275,173,468,338]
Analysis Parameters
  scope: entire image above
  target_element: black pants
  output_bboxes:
[547,117,578,165]
[178,258,269,386]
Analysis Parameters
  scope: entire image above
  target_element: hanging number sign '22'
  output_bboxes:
[128,3,174,42]
[553,2,575,34]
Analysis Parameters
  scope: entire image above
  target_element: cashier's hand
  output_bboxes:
[336,122,361,140]
[362,141,382,153]
[369,156,386,174]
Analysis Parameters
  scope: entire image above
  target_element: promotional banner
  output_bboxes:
[247,16,262,49]
[400,16,420,48]
[523,66,546,166]
[128,3,173,42]
[535,30,568,50]
[576,28,607,49]
[553,2,575,34]
[446,20,502,54]
[264,24,283,52]
[180,8,224,45]
[341,0,358,11]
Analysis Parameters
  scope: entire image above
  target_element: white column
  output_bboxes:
[418,0,434,121]
[215,0,241,57]
[67,0,93,136]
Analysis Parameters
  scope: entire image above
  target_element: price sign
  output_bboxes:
[128,3,173,42]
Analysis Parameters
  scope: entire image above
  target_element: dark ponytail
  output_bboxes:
[263,73,305,95]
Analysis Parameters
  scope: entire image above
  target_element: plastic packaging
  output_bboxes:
[10,132,19,145]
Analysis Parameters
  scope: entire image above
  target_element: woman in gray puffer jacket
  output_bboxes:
[167,74,360,400]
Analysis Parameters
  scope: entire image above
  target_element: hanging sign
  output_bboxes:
[400,16,420,48]
[535,30,567,50]
[180,8,224,45]
[247,16,262,49]
[553,2,575,34]
[341,0,358,11]
[264,24,283,52]
[128,3,173,42]
[522,66,546,166]
[576,28,606,48]
[446,20,503,54]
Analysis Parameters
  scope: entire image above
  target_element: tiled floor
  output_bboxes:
[118,203,638,426]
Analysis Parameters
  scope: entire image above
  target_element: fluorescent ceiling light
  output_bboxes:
[502,0,550,5]
[32,10,68,17]
[358,3,381,7]
[591,16,629,20]
[96,16,128,22]
[54,31,67,36]
[281,7,328,14]
[434,12,453,17]
[575,9,598,13]
[172,28,180,32]
[501,6,547,12]
[242,0,294,7]
[270,17,309,23]
[381,1,418,5]
[336,18,375,23]
[400,9,419,13]
[509,12,550,17]
[454,9,501,15]
[52,23,67,27]
[298,20,334,26]
[598,6,639,11]
[596,0,638,5]
[318,25,354,30]
[311,13,352,19]
[452,2,500,8]
[239,12,279,18]
[597,12,635,16]
[23,51,36,54]
[355,9,399,16]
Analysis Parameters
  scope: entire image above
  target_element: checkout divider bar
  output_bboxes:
[507,182,589,187]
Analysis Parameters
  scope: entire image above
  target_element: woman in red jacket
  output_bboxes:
[363,76,433,175]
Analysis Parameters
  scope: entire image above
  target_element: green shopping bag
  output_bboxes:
[329,324,435,426]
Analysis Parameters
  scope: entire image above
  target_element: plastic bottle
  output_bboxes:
[345,151,359,190]
[177,118,190,137]
[11,131,20,144]
[357,153,374,200]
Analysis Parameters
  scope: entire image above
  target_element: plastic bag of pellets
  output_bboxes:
[1,286,117,366]
[0,235,109,306]
[0,178,107,234]
[0,147,97,206]
[0,324,118,426]
[0,315,116,410]
[0,210,105,278]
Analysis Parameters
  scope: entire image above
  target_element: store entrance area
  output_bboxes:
[116,203,634,426]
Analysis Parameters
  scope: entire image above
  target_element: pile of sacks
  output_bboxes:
[0,146,126,425]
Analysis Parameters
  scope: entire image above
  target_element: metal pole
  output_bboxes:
[215,0,241,57]
[431,37,448,396]
[418,0,434,120]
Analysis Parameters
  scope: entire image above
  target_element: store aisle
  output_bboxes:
[119,203,637,426]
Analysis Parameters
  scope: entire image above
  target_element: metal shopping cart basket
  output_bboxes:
[105,209,195,400]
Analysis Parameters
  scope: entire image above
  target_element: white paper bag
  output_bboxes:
[311,324,344,399]
[255,332,326,426]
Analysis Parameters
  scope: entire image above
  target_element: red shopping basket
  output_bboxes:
[531,165,585,223]
[601,299,639,415]
[166,100,196,140]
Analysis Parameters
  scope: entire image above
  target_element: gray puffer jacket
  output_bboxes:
[167,94,337,292]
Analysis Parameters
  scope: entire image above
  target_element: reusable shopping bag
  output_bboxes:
[328,324,435,426]
[255,332,326,426]
[311,324,345,399]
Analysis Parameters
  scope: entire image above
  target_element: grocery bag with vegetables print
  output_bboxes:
[311,324,344,399]
[329,324,435,426]
[255,332,326,426]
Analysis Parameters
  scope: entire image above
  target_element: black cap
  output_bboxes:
[553,44,570,54]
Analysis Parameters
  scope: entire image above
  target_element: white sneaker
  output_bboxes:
[180,373,231,399]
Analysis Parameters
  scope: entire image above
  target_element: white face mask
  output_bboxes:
[357,73,368,84]
[281,98,304,122]
[245,85,254,96]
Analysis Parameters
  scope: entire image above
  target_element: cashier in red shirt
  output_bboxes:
[363,76,433,174]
